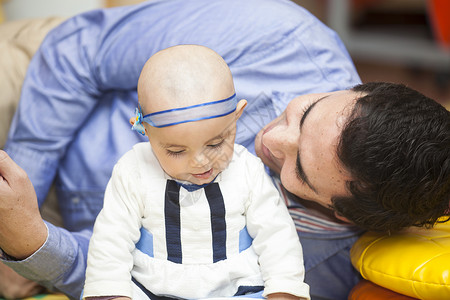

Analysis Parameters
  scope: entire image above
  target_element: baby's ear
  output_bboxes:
[129,117,136,126]
[235,99,247,120]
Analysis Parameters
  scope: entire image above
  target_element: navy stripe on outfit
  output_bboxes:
[204,183,227,262]
[164,180,182,263]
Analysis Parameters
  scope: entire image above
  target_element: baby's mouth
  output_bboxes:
[192,168,213,179]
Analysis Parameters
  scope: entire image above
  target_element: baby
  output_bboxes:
[83,45,309,300]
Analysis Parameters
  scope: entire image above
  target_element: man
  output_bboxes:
[0,0,448,299]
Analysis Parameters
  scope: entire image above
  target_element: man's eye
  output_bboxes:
[300,101,314,119]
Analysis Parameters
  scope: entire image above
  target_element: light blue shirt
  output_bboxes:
[3,0,361,298]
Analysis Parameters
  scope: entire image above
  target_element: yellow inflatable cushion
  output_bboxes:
[350,219,450,300]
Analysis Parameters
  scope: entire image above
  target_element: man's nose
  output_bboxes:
[264,126,298,158]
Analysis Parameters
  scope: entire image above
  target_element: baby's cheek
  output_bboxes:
[215,149,233,171]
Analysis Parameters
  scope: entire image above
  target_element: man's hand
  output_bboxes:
[0,262,46,299]
[0,150,47,259]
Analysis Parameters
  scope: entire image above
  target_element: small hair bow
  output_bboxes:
[131,107,146,136]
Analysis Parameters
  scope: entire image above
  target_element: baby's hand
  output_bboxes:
[267,292,308,300]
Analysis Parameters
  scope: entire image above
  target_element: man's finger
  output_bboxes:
[0,150,26,188]
[0,150,8,162]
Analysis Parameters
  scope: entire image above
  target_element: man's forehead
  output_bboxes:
[313,90,358,123]
[299,90,356,197]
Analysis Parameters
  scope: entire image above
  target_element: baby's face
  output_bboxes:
[144,112,237,185]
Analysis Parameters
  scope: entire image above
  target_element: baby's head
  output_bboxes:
[132,45,246,185]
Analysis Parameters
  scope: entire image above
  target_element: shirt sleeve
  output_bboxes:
[83,154,142,298]
[3,10,110,204]
[243,153,310,299]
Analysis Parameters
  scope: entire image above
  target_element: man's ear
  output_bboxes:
[235,99,247,120]
[334,211,353,224]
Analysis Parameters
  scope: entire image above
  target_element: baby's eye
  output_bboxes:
[166,149,185,157]
[208,140,224,149]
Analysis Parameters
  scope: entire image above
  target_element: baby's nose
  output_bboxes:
[191,151,210,167]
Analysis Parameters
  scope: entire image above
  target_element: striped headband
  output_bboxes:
[132,93,237,135]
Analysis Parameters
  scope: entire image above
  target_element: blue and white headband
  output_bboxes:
[132,93,238,135]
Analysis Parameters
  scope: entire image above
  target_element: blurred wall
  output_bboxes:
[1,0,448,105]
[2,0,102,21]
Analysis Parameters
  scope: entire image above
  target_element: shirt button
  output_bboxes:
[72,197,80,204]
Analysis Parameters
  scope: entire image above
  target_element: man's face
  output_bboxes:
[255,90,358,209]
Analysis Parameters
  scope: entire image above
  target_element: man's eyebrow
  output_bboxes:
[300,95,327,127]
[296,95,329,194]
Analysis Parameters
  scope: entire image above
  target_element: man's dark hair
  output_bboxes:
[331,82,450,232]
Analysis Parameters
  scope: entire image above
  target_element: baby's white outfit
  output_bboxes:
[83,143,309,299]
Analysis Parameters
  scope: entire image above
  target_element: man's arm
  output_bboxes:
[1,9,112,299]
[4,13,106,204]
[0,151,90,299]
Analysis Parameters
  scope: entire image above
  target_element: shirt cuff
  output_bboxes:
[263,279,310,299]
[0,222,49,262]
[0,222,76,283]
